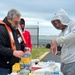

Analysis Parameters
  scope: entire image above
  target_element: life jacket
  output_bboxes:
[0,20,26,50]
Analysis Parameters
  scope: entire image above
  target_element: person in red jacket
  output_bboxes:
[20,18,32,52]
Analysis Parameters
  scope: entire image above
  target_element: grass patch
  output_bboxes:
[32,47,50,59]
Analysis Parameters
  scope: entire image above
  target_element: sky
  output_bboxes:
[0,0,75,35]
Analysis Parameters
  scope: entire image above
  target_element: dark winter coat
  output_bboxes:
[0,17,25,69]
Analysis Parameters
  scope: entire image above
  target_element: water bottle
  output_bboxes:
[53,64,59,75]
[24,50,31,57]
[21,51,31,70]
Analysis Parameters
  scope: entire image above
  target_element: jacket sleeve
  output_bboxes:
[56,23,75,46]
[0,25,13,56]
[23,30,32,52]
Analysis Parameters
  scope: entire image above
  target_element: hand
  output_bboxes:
[50,44,57,55]
[24,47,30,51]
[13,50,24,58]
[51,38,57,47]
[50,38,58,55]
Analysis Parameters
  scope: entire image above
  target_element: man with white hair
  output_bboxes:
[51,9,75,75]
[0,9,27,75]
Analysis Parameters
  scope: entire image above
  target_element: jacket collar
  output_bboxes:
[3,17,13,30]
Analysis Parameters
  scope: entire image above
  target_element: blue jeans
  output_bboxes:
[0,67,11,75]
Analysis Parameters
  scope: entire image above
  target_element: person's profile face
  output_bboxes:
[51,20,63,30]
[20,24,25,29]
[8,16,20,30]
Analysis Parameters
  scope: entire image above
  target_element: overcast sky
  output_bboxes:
[0,0,75,35]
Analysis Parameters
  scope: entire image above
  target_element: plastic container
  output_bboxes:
[48,60,59,75]
[12,63,21,72]
[31,66,41,71]
[33,60,63,75]
[20,68,30,75]
[20,51,31,69]
[21,51,32,64]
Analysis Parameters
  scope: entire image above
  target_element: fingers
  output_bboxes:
[24,47,30,52]
[19,51,24,58]
[50,38,57,55]
[50,46,53,53]
[53,47,57,55]
[13,51,24,58]
[50,46,57,55]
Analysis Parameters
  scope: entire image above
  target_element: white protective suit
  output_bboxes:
[51,9,75,64]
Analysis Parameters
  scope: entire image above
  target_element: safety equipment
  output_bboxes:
[0,20,26,50]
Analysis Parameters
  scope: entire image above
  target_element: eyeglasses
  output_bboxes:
[14,21,20,25]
